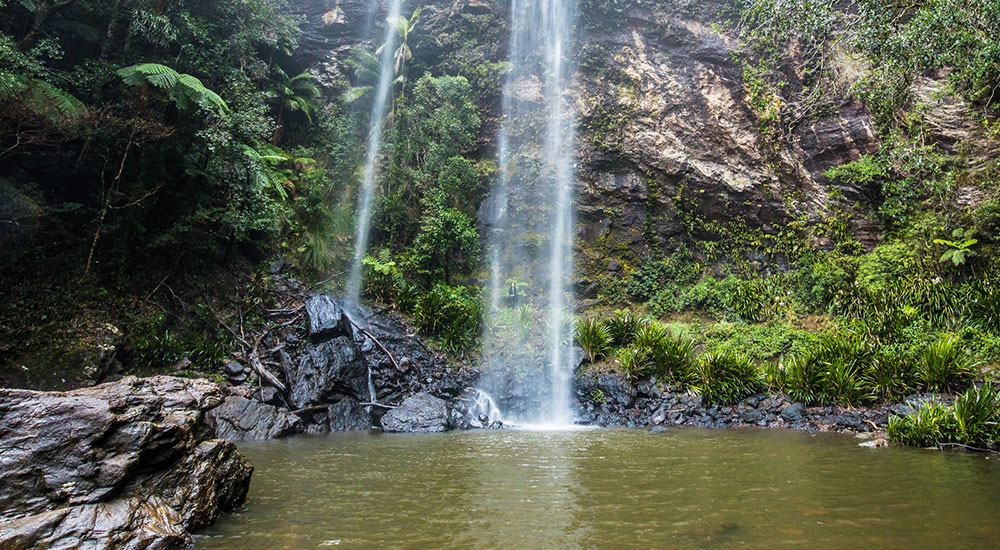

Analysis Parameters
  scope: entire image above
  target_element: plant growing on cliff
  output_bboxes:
[934,228,978,267]
[605,309,641,347]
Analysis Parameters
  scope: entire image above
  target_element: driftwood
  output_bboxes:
[210,305,288,393]
[304,271,346,295]
[359,401,398,409]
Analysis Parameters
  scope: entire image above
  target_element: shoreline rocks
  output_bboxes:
[0,376,253,549]
[574,373,898,435]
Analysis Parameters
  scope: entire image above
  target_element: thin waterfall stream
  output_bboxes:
[345,0,404,304]
[478,0,578,426]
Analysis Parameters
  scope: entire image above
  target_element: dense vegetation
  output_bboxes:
[1,0,998,450]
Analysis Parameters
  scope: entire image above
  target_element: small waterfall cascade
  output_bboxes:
[345,0,404,304]
[471,389,505,428]
[479,0,578,427]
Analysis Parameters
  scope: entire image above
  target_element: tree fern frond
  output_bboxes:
[341,86,371,103]
[21,79,88,123]
[176,73,229,113]
[118,63,228,114]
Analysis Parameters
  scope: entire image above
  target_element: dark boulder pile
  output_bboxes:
[215,271,480,434]
[575,373,893,434]
[0,376,253,549]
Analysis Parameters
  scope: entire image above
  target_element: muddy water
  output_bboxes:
[198,427,1000,549]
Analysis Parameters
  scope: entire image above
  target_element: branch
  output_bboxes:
[304,271,345,294]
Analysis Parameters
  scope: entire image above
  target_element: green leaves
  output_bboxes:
[117,63,229,114]
[934,228,978,266]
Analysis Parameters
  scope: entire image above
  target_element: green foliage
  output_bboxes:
[117,63,229,113]
[951,382,1000,446]
[933,228,978,266]
[918,335,976,393]
[692,350,763,405]
[412,193,480,284]
[723,275,791,323]
[889,384,1000,450]
[780,354,825,404]
[413,283,482,354]
[605,309,641,347]
[888,400,953,447]
[576,317,612,363]
[854,0,1000,111]
[865,352,917,402]
[649,333,698,386]
[616,346,650,381]
[627,250,700,302]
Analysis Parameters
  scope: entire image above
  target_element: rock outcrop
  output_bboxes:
[380,392,452,433]
[205,394,302,441]
[0,376,253,549]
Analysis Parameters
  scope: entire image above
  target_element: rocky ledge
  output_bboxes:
[0,376,254,549]
[574,373,919,437]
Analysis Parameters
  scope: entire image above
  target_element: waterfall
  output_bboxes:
[346,0,404,304]
[480,0,578,426]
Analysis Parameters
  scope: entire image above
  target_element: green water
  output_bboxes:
[197,427,1000,549]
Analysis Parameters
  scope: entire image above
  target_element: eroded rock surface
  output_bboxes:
[0,376,253,549]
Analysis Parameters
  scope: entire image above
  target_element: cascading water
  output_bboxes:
[345,0,404,304]
[479,0,578,427]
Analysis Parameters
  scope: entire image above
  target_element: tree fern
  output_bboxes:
[0,75,88,124]
[117,63,229,114]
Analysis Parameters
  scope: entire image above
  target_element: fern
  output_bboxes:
[117,63,229,114]
[0,75,88,124]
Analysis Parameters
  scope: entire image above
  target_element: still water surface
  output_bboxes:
[198,427,1000,549]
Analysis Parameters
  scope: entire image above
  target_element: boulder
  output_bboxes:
[287,336,369,408]
[597,374,637,407]
[780,402,807,422]
[305,294,352,340]
[205,395,302,440]
[0,376,253,549]
[380,392,451,433]
[325,397,373,431]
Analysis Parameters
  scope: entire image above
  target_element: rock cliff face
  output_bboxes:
[296,0,885,286]
[573,1,882,281]
[0,376,253,549]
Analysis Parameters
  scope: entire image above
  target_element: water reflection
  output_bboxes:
[197,428,1000,549]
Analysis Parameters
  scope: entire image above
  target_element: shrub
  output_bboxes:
[792,253,857,313]
[627,251,700,302]
[633,321,667,353]
[673,276,736,313]
[692,351,763,405]
[887,401,952,447]
[781,354,825,404]
[865,352,916,402]
[650,333,698,386]
[723,275,791,323]
[413,284,482,354]
[617,346,650,380]
[605,309,642,347]
[822,359,871,406]
[576,318,611,363]
[951,383,1000,447]
[969,278,1000,332]
[918,335,976,393]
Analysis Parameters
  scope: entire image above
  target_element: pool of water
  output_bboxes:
[197,427,1000,549]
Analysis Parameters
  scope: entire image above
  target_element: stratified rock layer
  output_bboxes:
[0,376,253,549]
